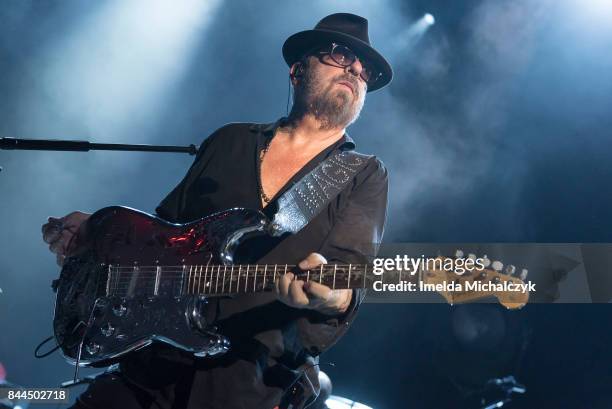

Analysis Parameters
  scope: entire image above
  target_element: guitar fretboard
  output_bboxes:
[104,263,421,298]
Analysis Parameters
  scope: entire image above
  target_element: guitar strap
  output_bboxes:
[268,150,371,236]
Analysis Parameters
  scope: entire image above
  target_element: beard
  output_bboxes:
[292,66,365,130]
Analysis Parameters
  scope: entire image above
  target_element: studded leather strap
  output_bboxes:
[269,151,371,236]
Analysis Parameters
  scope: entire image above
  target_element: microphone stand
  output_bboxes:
[0,137,197,172]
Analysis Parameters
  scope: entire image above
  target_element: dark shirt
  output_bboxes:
[120,119,389,408]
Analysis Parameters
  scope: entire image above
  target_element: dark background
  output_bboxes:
[1,1,611,408]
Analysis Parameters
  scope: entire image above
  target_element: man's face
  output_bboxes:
[293,51,367,130]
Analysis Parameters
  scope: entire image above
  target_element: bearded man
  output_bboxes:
[42,12,392,409]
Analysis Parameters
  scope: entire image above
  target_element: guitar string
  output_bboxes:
[107,271,370,287]
[105,270,425,296]
[105,265,376,295]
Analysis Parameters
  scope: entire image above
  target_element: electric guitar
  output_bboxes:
[52,206,529,367]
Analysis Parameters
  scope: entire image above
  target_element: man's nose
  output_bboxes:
[344,58,364,79]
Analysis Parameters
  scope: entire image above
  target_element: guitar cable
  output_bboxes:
[286,74,293,116]
[34,335,61,358]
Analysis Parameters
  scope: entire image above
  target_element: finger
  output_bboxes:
[303,280,333,301]
[288,279,309,307]
[278,272,294,298]
[61,213,86,229]
[48,216,64,225]
[298,253,327,270]
[49,239,66,255]
[56,253,66,267]
[42,218,65,242]
[48,230,73,254]
[42,224,63,244]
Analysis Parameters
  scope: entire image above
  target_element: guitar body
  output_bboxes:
[53,206,270,367]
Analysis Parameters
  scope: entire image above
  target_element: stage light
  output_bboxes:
[326,395,373,409]
[41,0,221,141]
[389,12,436,53]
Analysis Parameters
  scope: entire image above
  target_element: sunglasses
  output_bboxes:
[317,42,382,87]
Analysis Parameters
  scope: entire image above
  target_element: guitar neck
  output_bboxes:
[105,263,417,298]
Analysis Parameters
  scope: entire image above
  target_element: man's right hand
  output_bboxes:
[42,211,91,266]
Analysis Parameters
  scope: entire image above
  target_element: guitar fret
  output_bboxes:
[196,265,201,294]
[197,264,203,294]
[263,265,267,290]
[113,266,119,296]
[253,265,258,292]
[347,264,351,289]
[223,265,227,294]
[230,265,234,293]
[245,265,249,293]
[195,265,199,295]
[333,264,337,290]
[185,265,190,295]
[215,265,220,294]
[106,265,112,296]
[154,265,161,296]
[207,264,211,294]
[190,265,195,295]
[206,264,211,294]
[320,265,323,284]
[203,265,208,294]
[198,265,202,295]
[181,265,186,296]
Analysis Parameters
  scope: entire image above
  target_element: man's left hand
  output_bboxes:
[276,252,352,315]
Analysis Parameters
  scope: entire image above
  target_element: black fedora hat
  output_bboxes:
[282,13,393,92]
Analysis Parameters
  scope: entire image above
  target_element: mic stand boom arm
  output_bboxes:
[0,137,197,155]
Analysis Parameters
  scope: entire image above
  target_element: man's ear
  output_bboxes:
[289,62,303,85]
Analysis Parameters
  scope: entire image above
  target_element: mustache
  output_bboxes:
[333,74,361,94]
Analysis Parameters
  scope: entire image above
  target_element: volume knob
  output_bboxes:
[86,342,101,355]
[481,255,491,268]
[100,323,115,337]
[112,304,127,317]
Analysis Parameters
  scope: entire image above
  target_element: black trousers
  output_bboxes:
[69,371,195,409]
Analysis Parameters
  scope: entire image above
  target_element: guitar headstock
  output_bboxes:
[424,251,530,310]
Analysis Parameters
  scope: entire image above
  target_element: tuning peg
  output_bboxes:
[504,265,516,275]
[481,255,491,268]
[467,253,477,261]
[519,269,528,280]
[492,261,504,272]
[455,249,464,258]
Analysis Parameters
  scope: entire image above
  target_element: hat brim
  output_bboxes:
[282,29,393,92]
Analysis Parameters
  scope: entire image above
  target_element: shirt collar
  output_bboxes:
[250,118,356,151]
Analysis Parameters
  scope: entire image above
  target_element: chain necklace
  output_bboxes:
[258,140,272,205]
